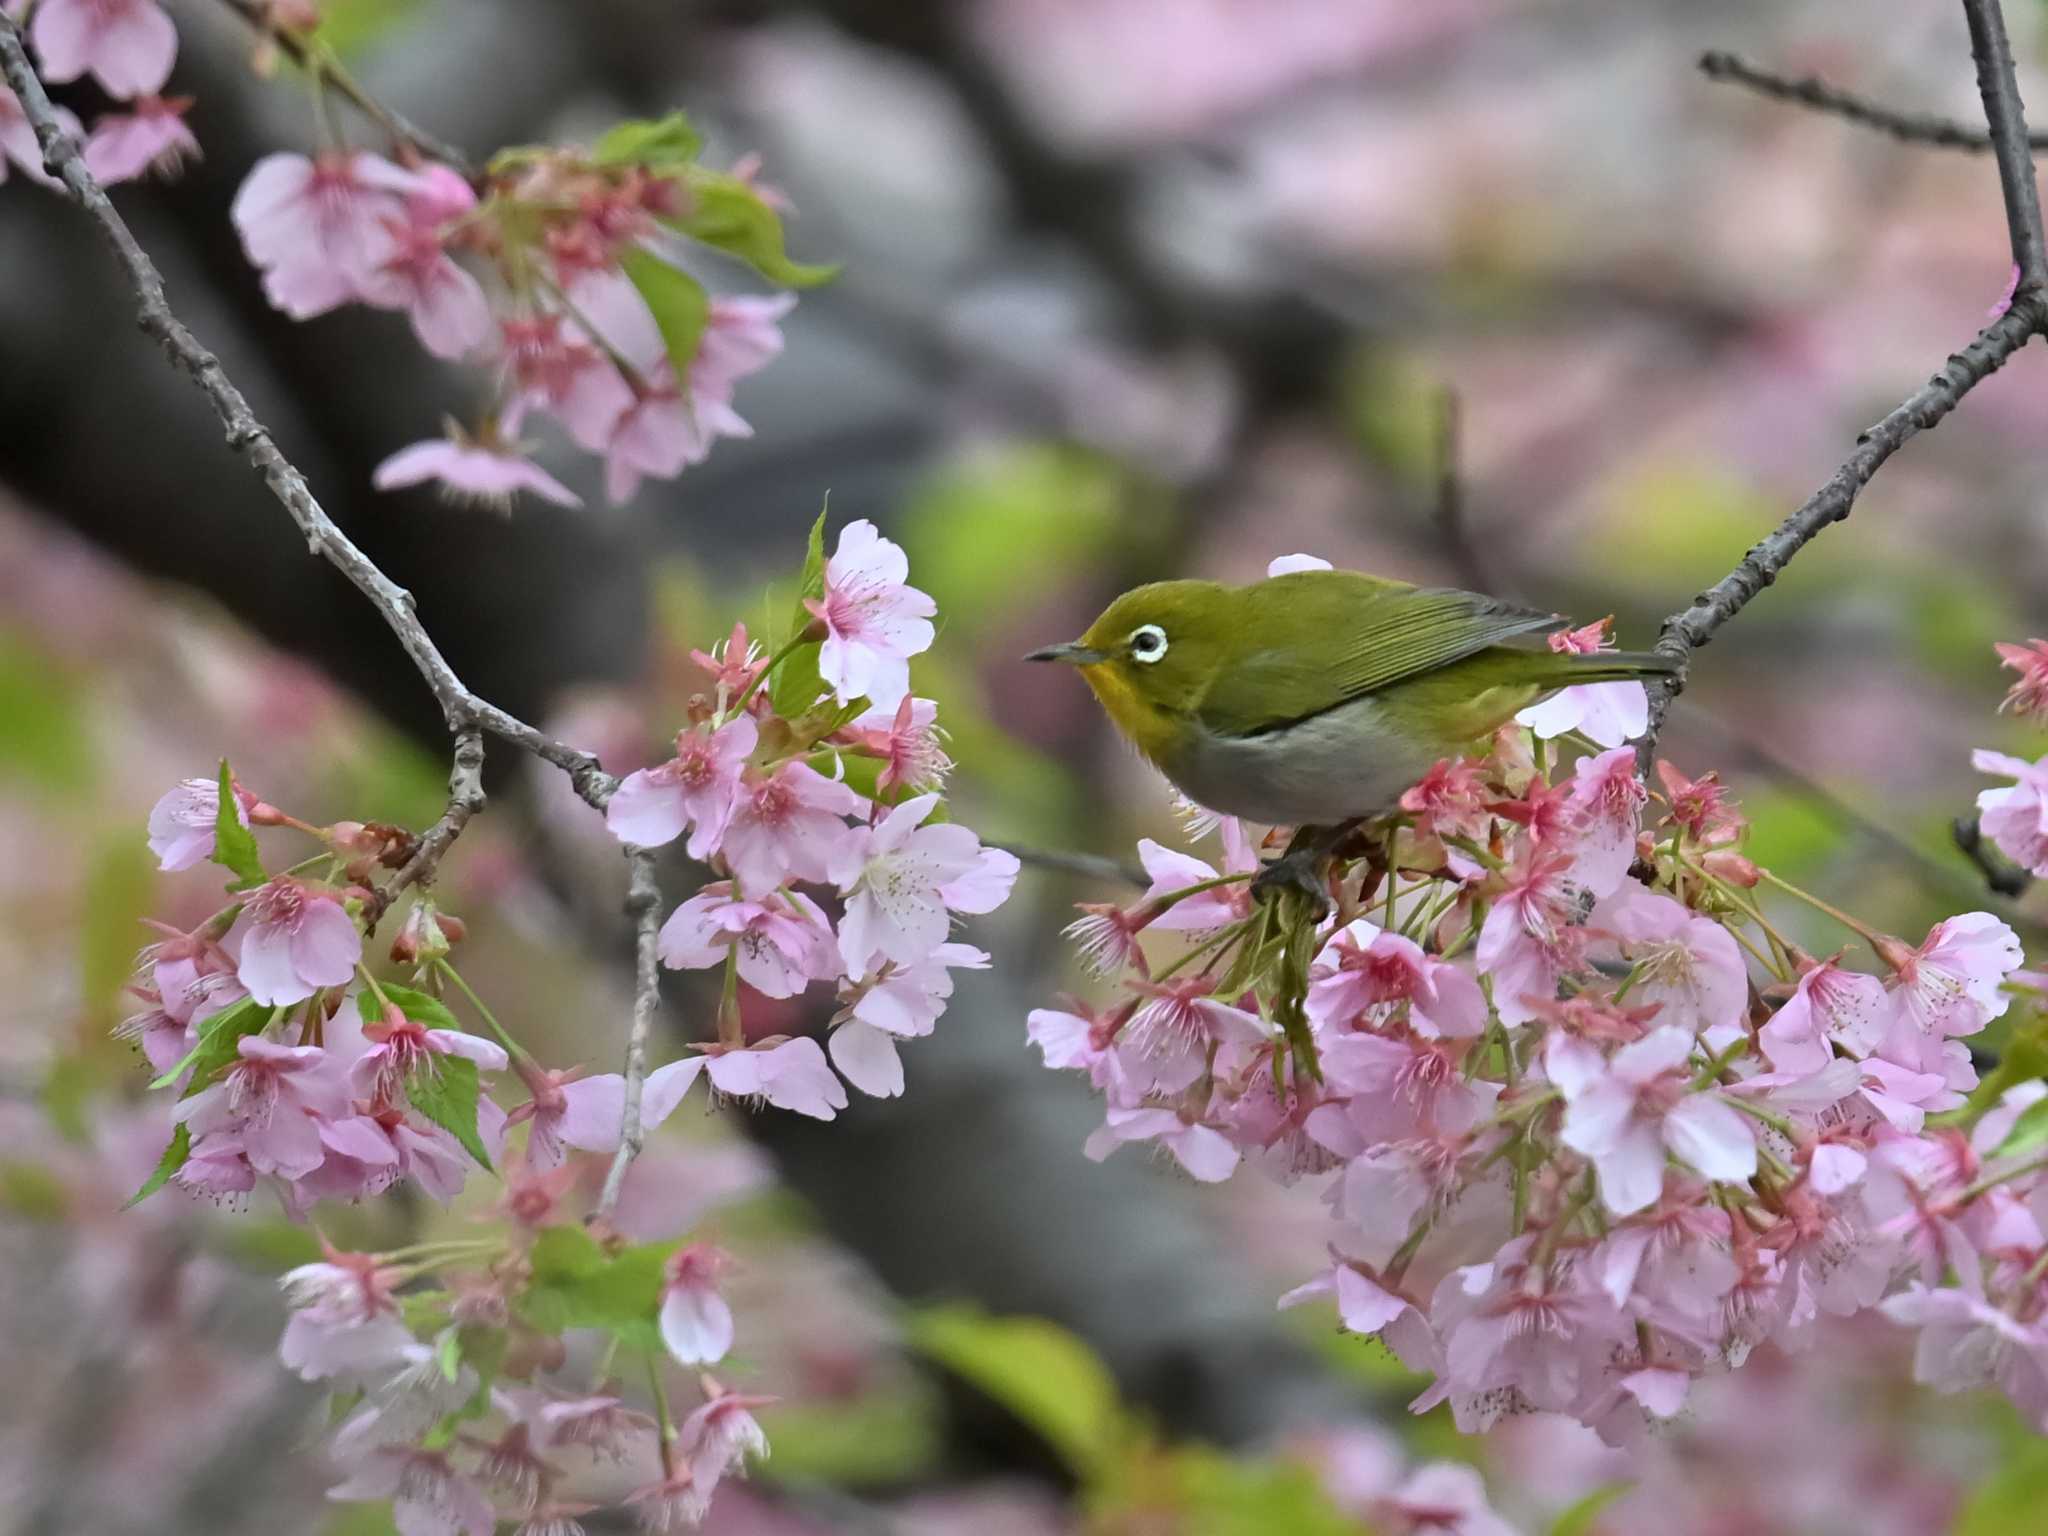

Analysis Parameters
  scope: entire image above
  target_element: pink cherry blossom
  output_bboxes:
[1137,828,1255,931]
[1308,918,1486,1039]
[81,95,197,183]
[146,773,248,871]
[658,1244,733,1365]
[613,1038,849,1126]
[1884,911,2023,1039]
[358,168,489,359]
[1996,637,2048,718]
[718,759,862,894]
[30,0,177,99]
[832,792,988,973]
[500,314,634,451]
[349,1008,509,1107]
[1881,1284,2048,1427]
[1086,1104,1240,1181]
[675,1389,773,1503]
[327,1446,496,1536]
[1759,957,1892,1073]
[1376,1463,1521,1536]
[1429,1236,1631,1425]
[1588,883,1748,1038]
[843,695,952,793]
[694,293,795,393]
[656,883,834,999]
[1474,846,1582,1026]
[231,150,419,318]
[278,1250,416,1383]
[1973,748,2048,877]
[226,878,362,1006]
[606,715,758,854]
[1559,1025,1756,1216]
[1514,618,1648,748]
[373,434,582,511]
[805,518,936,710]
[1563,745,1645,898]
[1279,1264,1441,1376]
[176,1036,345,1179]
[0,85,81,188]
[831,943,989,1096]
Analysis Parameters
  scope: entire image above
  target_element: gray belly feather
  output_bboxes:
[1158,696,1439,825]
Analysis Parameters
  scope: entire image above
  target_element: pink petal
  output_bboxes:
[237,920,311,1006]
[290,899,364,989]
[659,1285,734,1365]
[606,769,690,848]
[827,1021,904,1097]
[1662,1093,1756,1183]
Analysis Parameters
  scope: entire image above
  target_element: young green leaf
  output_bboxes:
[520,1230,679,1352]
[767,503,831,717]
[592,112,702,169]
[1993,1095,2048,1159]
[211,759,267,888]
[667,170,838,287]
[126,1122,191,1209]
[404,1053,491,1170]
[618,247,709,387]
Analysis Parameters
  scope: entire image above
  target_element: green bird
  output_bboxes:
[1028,569,1676,896]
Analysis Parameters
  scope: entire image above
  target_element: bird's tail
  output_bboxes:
[1553,648,1680,685]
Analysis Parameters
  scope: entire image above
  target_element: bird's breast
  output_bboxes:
[1159,696,1440,826]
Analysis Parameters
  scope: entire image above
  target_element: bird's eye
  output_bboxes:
[1128,624,1169,664]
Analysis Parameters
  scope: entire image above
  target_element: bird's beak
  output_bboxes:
[1025,640,1111,666]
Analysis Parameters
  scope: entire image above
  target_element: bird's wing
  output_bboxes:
[1196,579,1563,738]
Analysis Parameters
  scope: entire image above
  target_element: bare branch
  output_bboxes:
[1699,50,2048,152]
[596,849,663,1220]
[1962,0,2048,289]
[1954,814,2036,898]
[366,727,487,929]
[1644,1,2048,754]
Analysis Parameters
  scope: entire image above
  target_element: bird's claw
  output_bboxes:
[1250,849,1332,920]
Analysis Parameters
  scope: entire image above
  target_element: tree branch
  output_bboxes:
[1699,49,2048,153]
[597,848,663,1220]
[1643,2,2048,753]
[0,15,664,1192]
[366,727,486,929]
[1954,814,2036,897]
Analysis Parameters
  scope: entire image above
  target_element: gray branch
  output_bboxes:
[1699,49,2048,153]
[597,848,663,1220]
[1643,2,2048,752]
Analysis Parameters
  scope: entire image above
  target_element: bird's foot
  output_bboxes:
[1251,845,1334,920]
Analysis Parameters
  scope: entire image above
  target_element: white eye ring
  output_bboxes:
[1129,624,1169,664]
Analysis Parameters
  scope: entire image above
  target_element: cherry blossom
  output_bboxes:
[832,792,999,973]
[605,715,757,855]
[1588,883,1747,1038]
[658,1244,733,1365]
[1881,911,2023,1039]
[1996,637,2048,719]
[231,150,421,318]
[1973,747,2048,877]
[226,878,362,1006]
[278,1249,415,1384]
[1,85,82,188]
[81,95,197,184]
[1474,846,1582,1026]
[1136,824,1256,931]
[372,433,583,511]
[359,168,490,360]
[675,1389,773,1507]
[1513,618,1649,748]
[830,943,989,1097]
[29,0,177,99]
[842,696,952,793]
[806,518,937,710]
[1308,918,1486,1040]
[146,774,247,871]
[176,1036,346,1180]
[349,1008,509,1107]
[655,883,834,999]
[718,759,862,894]
[1559,1026,1756,1216]
[327,1445,496,1536]
[597,1038,849,1127]
[1086,1104,1240,1182]
[1759,956,1891,1073]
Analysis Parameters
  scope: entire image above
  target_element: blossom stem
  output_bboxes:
[356,964,394,1013]
[716,946,743,1049]
[1442,835,1505,872]
[436,960,525,1059]
[1149,919,1253,984]
[1960,1150,2048,1202]
[646,1357,679,1474]
[725,630,816,721]
[1753,866,1887,949]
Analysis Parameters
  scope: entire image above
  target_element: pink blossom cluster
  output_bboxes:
[225,106,822,507]
[1034,650,2048,1445]
[596,517,1016,1109]
[1973,635,2048,878]
[1,0,199,187]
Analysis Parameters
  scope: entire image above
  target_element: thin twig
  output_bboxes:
[0,17,664,1194]
[366,727,487,928]
[1699,49,2048,153]
[1962,0,2048,290]
[597,849,663,1220]
[1954,814,2036,897]
[1644,0,2048,756]
[212,0,476,174]
[989,839,1146,889]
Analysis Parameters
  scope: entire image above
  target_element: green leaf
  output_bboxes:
[519,1228,678,1352]
[357,981,461,1033]
[1549,1482,1632,1536]
[619,247,709,389]
[1994,1095,2048,1159]
[1968,1016,2048,1115]
[1954,1436,2048,1536]
[151,998,277,1092]
[211,759,267,888]
[908,1305,1126,1479]
[668,169,837,287]
[404,1053,491,1170]
[592,112,702,168]
[126,1122,191,1208]
[769,504,831,718]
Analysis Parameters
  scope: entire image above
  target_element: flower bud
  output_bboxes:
[392,900,455,966]
[1700,849,1760,887]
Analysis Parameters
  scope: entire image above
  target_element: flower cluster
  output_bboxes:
[1034,579,2048,1446]
[1974,636,2048,879]
[120,516,1008,1531]
[226,89,827,507]
[2,0,197,186]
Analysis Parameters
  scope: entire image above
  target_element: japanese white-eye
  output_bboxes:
[1029,569,1675,828]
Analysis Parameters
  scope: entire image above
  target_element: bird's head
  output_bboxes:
[1027,580,1231,757]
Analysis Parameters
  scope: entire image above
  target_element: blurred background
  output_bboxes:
[3,1,2047,1532]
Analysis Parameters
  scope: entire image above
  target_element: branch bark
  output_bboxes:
[1699,50,2048,153]
[0,13,665,1191]
[1643,1,2048,754]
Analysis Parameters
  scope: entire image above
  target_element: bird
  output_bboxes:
[1027,568,1677,903]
